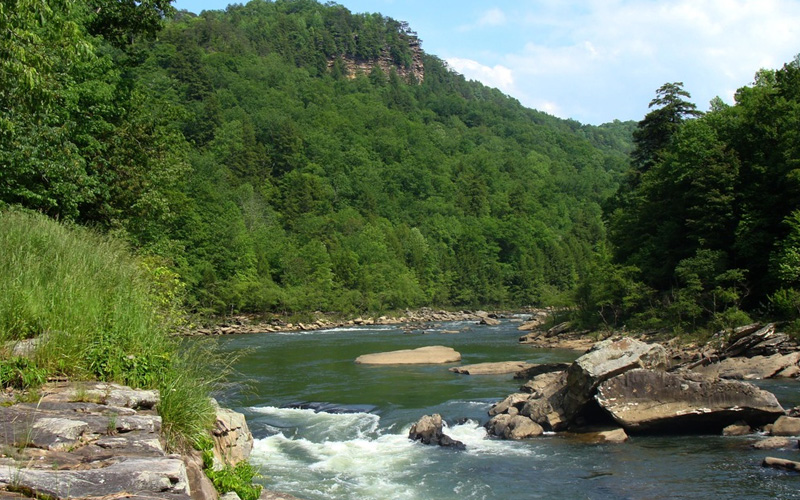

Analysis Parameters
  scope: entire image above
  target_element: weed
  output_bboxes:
[106,413,118,436]
[200,440,262,500]
[0,357,47,390]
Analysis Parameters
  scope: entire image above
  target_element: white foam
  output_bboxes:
[249,406,379,441]
[443,420,539,457]
[250,407,538,499]
[252,428,426,499]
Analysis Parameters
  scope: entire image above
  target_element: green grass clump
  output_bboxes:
[0,357,48,390]
[0,208,216,449]
[200,438,262,500]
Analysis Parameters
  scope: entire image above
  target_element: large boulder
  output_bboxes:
[561,338,669,423]
[408,414,465,450]
[355,345,461,365]
[595,369,785,433]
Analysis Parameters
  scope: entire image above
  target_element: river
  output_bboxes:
[213,317,800,499]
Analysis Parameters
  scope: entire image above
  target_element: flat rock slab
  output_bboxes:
[450,361,535,375]
[0,457,190,499]
[355,345,461,365]
[691,352,800,380]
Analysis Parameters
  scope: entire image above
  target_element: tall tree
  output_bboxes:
[630,82,702,178]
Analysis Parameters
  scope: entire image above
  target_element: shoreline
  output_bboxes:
[182,307,543,337]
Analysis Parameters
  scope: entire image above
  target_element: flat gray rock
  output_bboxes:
[0,457,190,499]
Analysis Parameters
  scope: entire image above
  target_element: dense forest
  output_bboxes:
[3,0,798,334]
[1,0,633,316]
[578,64,800,334]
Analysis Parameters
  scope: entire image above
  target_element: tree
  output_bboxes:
[630,82,702,177]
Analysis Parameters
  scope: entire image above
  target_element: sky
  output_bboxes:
[172,0,800,125]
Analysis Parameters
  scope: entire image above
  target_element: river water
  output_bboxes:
[214,318,800,499]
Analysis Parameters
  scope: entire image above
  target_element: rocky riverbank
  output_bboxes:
[0,382,299,500]
[185,308,520,336]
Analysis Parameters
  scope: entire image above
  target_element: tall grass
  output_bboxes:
[0,208,216,449]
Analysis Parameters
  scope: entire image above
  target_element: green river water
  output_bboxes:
[212,317,800,500]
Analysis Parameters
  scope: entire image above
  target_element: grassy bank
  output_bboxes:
[0,209,216,450]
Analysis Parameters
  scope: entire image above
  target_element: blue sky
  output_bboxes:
[172,0,800,125]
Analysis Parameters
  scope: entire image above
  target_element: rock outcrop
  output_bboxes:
[0,382,258,500]
[487,370,568,435]
[681,323,800,379]
[212,402,254,467]
[355,345,461,365]
[0,383,195,500]
[487,337,789,441]
[485,414,544,440]
[408,414,465,450]
[595,369,785,432]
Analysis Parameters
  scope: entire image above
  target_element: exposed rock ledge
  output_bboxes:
[0,382,290,500]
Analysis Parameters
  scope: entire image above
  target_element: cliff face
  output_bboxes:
[329,35,424,83]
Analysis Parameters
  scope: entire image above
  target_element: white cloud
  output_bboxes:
[479,8,507,26]
[446,57,515,93]
[450,0,800,123]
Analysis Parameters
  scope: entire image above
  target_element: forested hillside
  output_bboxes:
[1,0,634,316]
[579,61,800,334]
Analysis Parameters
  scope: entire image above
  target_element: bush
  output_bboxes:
[201,442,262,500]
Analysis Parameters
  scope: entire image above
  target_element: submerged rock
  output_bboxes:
[450,361,535,375]
[569,428,629,444]
[762,457,800,472]
[752,436,796,449]
[408,414,465,450]
[595,369,785,432]
[355,345,461,365]
[722,422,752,436]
